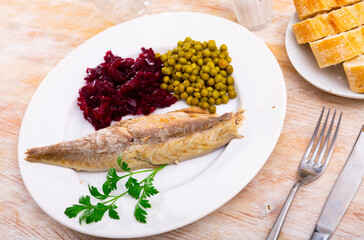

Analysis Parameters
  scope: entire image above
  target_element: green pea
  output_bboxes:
[208,97,215,105]
[215,83,222,90]
[173,81,181,87]
[222,95,229,104]
[196,82,204,89]
[215,98,222,105]
[184,66,192,73]
[175,64,182,71]
[210,68,217,77]
[220,44,228,51]
[222,51,229,57]
[186,86,194,94]
[168,58,175,66]
[227,85,235,91]
[174,87,180,94]
[178,84,185,92]
[200,97,208,102]
[226,65,234,74]
[193,92,202,99]
[189,48,196,55]
[203,49,211,57]
[202,65,210,73]
[186,96,193,105]
[183,80,191,87]
[220,70,227,77]
[183,43,191,52]
[160,54,168,62]
[210,51,218,59]
[202,41,208,49]
[184,37,192,42]
[167,84,174,92]
[178,51,185,58]
[201,102,209,109]
[218,59,228,69]
[179,92,188,99]
[182,73,190,80]
[185,52,192,60]
[201,73,210,81]
[228,90,237,99]
[179,58,187,64]
[175,72,182,79]
[191,98,199,105]
[203,58,212,64]
[212,90,220,99]
[208,42,216,51]
[226,56,232,63]
[197,58,204,66]
[201,88,208,97]
[215,74,223,82]
[208,105,216,114]
[165,67,172,75]
[189,75,197,82]
[207,78,215,86]
[192,69,199,76]
[227,76,234,85]
[191,55,198,63]
[194,44,202,51]
[163,76,170,83]
[160,83,168,90]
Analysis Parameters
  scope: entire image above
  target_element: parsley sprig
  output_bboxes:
[65,155,166,224]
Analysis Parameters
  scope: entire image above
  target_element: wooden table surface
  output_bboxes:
[1,0,363,239]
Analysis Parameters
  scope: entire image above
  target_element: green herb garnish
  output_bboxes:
[65,155,166,224]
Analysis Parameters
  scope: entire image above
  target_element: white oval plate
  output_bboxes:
[286,13,364,99]
[18,12,286,238]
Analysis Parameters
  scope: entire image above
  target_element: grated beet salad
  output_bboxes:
[77,48,177,130]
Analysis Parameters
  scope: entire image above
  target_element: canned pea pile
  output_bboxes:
[156,37,237,114]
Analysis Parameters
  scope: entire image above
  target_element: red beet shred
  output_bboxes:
[77,48,177,130]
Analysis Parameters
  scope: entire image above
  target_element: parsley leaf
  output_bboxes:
[126,177,142,199]
[89,185,108,200]
[65,155,166,224]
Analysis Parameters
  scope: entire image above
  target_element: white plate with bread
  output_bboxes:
[286,0,364,99]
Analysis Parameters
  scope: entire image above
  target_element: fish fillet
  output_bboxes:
[25,107,244,171]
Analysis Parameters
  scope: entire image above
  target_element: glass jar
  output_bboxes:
[233,0,273,31]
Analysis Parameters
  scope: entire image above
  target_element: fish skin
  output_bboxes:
[25,107,244,171]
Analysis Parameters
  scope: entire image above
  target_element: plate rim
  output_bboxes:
[18,11,287,238]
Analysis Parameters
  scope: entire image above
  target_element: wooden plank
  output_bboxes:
[0,0,363,239]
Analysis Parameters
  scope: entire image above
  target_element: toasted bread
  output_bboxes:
[343,55,364,93]
[309,26,364,68]
[293,1,364,44]
[293,0,362,20]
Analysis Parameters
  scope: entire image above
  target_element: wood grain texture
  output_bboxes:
[1,0,363,239]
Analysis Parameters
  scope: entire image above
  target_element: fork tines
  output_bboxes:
[302,106,342,167]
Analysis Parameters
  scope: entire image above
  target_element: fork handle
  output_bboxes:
[266,181,303,240]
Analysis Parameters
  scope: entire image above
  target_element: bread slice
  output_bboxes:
[309,26,364,68]
[293,0,362,20]
[293,1,364,44]
[343,55,364,93]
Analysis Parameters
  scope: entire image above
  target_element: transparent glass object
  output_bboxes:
[233,0,273,31]
[94,0,152,23]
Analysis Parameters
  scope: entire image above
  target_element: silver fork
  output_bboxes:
[266,107,342,240]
